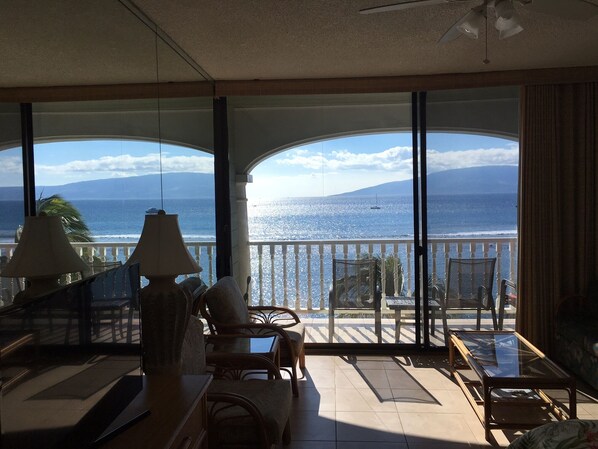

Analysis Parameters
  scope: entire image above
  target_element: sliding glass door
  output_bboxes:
[422,87,520,347]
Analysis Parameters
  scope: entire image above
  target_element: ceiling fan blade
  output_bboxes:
[359,0,450,14]
[521,0,598,20]
[438,6,483,43]
[438,24,463,43]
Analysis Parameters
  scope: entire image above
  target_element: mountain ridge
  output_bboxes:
[336,165,517,197]
[0,166,517,201]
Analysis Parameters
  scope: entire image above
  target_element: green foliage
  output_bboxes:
[360,253,405,296]
[36,194,94,243]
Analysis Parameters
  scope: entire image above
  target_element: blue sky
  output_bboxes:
[0,132,518,198]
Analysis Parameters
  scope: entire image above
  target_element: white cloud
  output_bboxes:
[0,155,24,186]
[36,153,214,179]
[251,142,519,198]
[427,145,519,173]
[275,144,517,174]
[278,146,414,171]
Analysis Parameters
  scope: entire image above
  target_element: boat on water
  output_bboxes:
[145,207,160,214]
[370,195,381,210]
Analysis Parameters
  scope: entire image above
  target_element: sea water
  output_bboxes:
[0,193,517,243]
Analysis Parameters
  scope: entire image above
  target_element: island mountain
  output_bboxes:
[337,165,517,197]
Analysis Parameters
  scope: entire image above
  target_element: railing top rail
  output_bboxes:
[248,236,517,245]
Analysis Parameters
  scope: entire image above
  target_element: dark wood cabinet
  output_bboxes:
[101,375,211,449]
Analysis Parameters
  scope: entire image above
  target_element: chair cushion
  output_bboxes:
[204,276,250,325]
[209,378,292,445]
[277,322,305,360]
[178,276,208,316]
[507,420,598,449]
[181,316,207,375]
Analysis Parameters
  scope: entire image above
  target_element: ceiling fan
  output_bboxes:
[359,0,598,44]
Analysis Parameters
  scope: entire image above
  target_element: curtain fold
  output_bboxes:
[517,82,597,355]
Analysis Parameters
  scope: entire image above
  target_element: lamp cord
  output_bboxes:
[155,34,164,211]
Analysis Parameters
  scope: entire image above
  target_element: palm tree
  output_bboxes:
[35,194,93,242]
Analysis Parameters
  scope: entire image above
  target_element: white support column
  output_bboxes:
[235,173,253,299]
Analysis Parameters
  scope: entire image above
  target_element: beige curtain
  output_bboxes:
[517,82,598,355]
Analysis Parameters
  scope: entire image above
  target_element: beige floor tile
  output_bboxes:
[357,388,406,413]
[337,442,408,449]
[304,355,337,370]
[290,409,336,442]
[288,354,598,447]
[399,412,478,445]
[339,368,370,389]
[303,368,336,388]
[287,441,336,449]
[353,368,392,390]
[409,443,482,449]
[403,368,458,390]
[294,386,336,412]
[336,411,406,442]
[393,389,472,414]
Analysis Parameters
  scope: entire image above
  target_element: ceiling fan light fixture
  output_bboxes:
[495,11,523,39]
[456,8,485,39]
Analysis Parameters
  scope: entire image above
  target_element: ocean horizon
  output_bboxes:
[0,193,517,244]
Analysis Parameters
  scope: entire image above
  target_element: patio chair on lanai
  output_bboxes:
[329,258,382,343]
[433,257,497,345]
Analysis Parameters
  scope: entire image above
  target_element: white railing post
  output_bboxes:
[294,243,300,311]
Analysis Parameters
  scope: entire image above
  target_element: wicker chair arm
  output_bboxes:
[207,392,271,449]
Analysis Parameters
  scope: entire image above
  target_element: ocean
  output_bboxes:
[0,193,517,243]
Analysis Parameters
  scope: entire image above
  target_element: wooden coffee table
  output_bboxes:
[449,330,576,441]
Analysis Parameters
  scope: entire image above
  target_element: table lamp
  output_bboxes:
[127,210,200,375]
[1,214,89,303]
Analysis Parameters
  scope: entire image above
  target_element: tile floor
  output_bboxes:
[286,354,598,449]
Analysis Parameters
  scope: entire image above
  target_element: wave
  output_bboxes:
[428,229,518,238]
[91,233,216,241]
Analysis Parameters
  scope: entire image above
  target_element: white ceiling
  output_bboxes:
[1,0,597,88]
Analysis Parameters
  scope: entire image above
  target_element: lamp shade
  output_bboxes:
[2,215,88,278]
[128,211,200,277]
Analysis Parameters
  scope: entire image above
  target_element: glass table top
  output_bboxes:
[205,335,277,354]
[452,331,568,379]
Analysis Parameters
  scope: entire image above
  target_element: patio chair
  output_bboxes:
[198,276,305,397]
[88,262,139,343]
[329,258,382,343]
[498,278,517,330]
[433,257,497,345]
[181,316,292,448]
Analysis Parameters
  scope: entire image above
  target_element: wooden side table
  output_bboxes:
[101,374,212,449]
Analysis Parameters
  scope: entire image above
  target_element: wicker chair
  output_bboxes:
[181,316,292,448]
[198,276,305,397]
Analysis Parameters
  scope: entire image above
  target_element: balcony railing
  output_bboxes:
[247,237,517,313]
[1,237,517,314]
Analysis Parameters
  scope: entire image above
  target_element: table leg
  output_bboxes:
[484,384,491,441]
[395,309,402,342]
